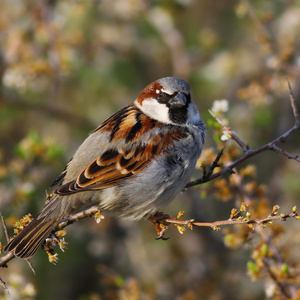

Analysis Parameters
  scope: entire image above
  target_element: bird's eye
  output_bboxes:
[157,90,172,104]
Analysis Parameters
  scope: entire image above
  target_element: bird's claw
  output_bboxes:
[148,212,170,240]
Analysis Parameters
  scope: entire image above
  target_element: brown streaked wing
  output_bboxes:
[54,128,188,195]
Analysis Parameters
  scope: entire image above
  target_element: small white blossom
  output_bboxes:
[94,211,105,224]
[2,68,26,90]
[265,281,276,297]
[211,99,229,114]
[221,130,231,141]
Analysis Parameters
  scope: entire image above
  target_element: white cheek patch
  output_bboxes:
[136,98,172,124]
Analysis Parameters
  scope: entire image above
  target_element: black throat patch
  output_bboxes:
[168,107,188,124]
[168,94,190,124]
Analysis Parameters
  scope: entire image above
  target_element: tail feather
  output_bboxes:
[4,217,57,258]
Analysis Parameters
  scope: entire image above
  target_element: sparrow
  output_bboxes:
[5,77,206,258]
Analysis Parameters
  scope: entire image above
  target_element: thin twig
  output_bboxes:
[0,85,299,277]
[191,148,227,185]
[0,212,10,243]
[209,110,249,151]
[287,79,300,127]
[0,276,10,295]
[55,206,100,231]
[164,211,298,229]
[186,84,300,188]
[270,144,299,161]
[0,251,15,268]
[0,207,101,268]
[186,148,260,187]
[25,259,36,275]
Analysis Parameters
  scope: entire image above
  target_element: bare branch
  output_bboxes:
[25,259,36,275]
[0,85,299,285]
[209,109,249,151]
[186,84,300,188]
[287,79,300,128]
[55,206,100,231]
[0,276,10,295]
[0,252,15,268]
[164,211,298,230]
[270,144,299,162]
[0,212,10,243]
[0,207,101,268]
[186,148,227,187]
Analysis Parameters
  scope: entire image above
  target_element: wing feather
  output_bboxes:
[54,105,188,196]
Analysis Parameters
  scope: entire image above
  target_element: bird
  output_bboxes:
[5,77,206,258]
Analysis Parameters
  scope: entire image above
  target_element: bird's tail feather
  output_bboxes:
[4,217,57,258]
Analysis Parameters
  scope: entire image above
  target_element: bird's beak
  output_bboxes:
[169,92,187,108]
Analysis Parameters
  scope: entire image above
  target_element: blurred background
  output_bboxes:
[0,0,300,299]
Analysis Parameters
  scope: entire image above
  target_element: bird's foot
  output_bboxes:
[148,212,170,240]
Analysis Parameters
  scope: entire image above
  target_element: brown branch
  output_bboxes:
[25,259,36,275]
[0,206,299,271]
[55,206,100,231]
[186,83,300,188]
[0,207,100,268]
[0,212,36,274]
[0,84,299,289]
[164,211,299,230]
[287,79,300,128]
[0,251,15,268]
[0,212,9,243]
[0,212,11,293]
[0,276,10,295]
[208,109,249,152]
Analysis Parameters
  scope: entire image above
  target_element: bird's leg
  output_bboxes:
[148,212,170,240]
